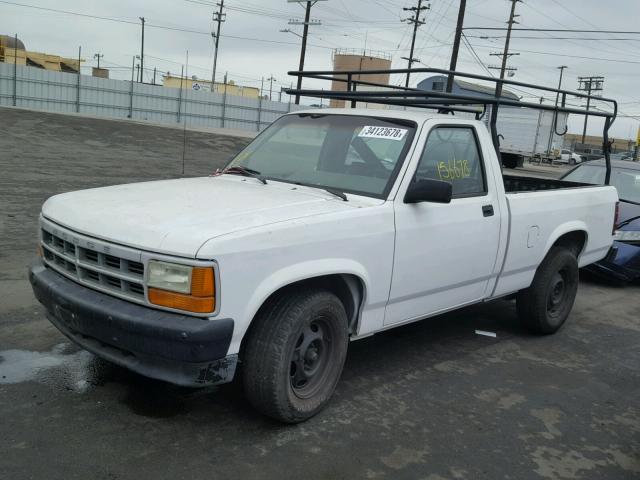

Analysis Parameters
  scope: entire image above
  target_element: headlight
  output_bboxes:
[614,230,640,243]
[148,261,192,293]
[147,260,215,313]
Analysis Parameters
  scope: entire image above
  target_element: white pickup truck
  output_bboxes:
[30,109,618,423]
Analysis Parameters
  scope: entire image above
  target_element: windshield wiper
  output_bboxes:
[290,182,348,201]
[323,188,348,202]
[223,166,267,184]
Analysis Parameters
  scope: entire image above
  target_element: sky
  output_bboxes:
[2,0,640,140]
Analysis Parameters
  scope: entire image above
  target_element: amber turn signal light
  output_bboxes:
[148,288,215,313]
[148,266,215,313]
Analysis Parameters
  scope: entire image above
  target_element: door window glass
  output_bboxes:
[415,127,486,196]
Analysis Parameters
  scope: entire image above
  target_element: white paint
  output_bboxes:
[37,108,619,357]
[475,330,497,338]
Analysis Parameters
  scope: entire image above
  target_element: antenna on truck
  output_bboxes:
[286,67,617,185]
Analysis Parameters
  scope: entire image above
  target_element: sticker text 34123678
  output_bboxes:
[358,126,408,141]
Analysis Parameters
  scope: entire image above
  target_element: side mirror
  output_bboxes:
[404,178,452,204]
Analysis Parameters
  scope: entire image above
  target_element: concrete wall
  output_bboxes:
[0,63,303,132]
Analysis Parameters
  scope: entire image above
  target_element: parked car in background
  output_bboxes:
[558,149,582,165]
[610,152,635,161]
[579,148,604,162]
[562,159,640,283]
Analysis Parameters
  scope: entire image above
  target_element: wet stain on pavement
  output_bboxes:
[0,343,102,392]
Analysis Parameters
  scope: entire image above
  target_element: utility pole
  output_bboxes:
[289,1,322,104]
[547,66,568,157]
[499,0,519,80]
[267,75,276,101]
[211,0,225,86]
[486,0,521,103]
[401,0,429,88]
[93,53,104,69]
[578,76,605,145]
[139,17,145,83]
[447,0,466,93]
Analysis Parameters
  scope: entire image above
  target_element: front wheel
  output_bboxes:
[569,158,576,165]
[242,289,349,423]
[516,247,579,334]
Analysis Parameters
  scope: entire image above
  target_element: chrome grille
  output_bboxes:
[40,223,146,303]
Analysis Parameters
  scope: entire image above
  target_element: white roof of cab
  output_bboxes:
[290,107,463,124]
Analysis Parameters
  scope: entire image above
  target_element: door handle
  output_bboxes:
[482,205,494,217]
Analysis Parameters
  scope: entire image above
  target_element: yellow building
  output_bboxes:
[163,75,260,99]
[0,35,81,73]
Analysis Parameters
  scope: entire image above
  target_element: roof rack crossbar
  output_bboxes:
[286,67,617,185]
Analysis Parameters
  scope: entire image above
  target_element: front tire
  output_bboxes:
[569,158,576,165]
[516,247,579,334]
[242,289,349,423]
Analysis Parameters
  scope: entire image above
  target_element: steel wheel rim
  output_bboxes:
[289,316,334,399]
[547,270,568,317]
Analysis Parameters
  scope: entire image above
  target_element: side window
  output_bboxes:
[415,127,486,197]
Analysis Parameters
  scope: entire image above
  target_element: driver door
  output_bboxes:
[385,125,502,325]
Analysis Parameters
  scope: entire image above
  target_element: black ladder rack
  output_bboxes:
[286,67,618,184]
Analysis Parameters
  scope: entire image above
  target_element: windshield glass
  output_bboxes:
[226,114,417,198]
[564,164,640,203]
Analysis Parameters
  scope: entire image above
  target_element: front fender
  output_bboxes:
[242,258,371,332]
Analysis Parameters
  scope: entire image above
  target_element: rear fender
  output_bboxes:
[543,222,588,260]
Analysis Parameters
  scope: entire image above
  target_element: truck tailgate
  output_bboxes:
[491,185,618,298]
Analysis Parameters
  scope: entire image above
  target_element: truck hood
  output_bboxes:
[42,176,368,257]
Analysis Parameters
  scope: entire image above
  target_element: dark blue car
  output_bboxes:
[562,160,640,283]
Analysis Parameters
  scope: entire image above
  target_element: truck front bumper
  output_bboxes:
[29,259,237,387]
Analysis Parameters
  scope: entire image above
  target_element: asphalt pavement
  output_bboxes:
[0,108,638,480]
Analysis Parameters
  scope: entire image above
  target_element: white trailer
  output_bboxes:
[494,106,569,168]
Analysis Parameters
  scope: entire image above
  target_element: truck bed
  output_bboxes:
[491,183,618,299]
[503,175,590,193]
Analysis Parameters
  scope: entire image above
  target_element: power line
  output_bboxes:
[471,44,640,65]
[464,27,640,34]
[0,0,334,49]
[467,35,640,41]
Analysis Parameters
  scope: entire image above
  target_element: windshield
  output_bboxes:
[226,114,417,198]
[563,164,640,204]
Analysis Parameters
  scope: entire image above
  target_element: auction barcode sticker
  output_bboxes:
[358,126,408,141]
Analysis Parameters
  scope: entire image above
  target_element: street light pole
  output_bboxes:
[268,75,276,101]
[139,17,145,83]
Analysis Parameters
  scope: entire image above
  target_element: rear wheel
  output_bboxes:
[516,247,579,334]
[242,289,349,423]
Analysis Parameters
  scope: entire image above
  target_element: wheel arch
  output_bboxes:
[545,226,589,259]
[238,266,369,356]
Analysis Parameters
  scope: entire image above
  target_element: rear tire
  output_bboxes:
[516,247,579,334]
[242,289,349,423]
